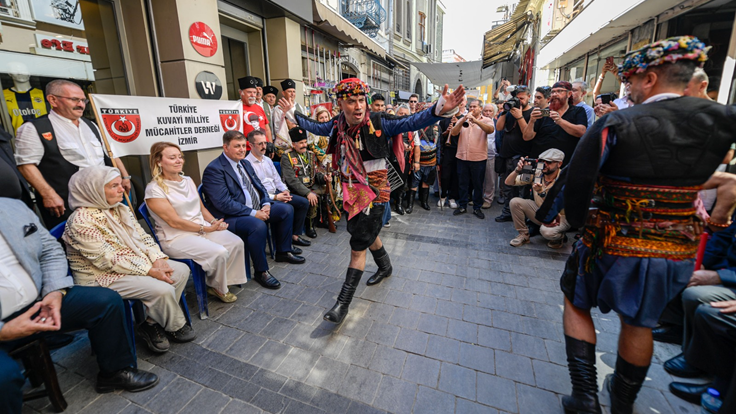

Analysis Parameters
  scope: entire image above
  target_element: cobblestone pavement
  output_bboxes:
[25,201,702,414]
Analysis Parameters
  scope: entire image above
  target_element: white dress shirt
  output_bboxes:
[245,152,288,197]
[0,233,39,319]
[15,110,106,167]
[224,155,269,217]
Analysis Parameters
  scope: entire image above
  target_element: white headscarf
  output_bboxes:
[67,166,149,257]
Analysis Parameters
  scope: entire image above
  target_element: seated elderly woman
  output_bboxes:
[62,165,195,354]
[144,142,247,303]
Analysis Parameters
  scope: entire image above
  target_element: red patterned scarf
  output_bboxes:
[334,111,370,184]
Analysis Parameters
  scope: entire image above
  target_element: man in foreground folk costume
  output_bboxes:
[543,36,736,414]
[296,78,465,323]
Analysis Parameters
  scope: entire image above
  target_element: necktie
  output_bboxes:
[237,163,260,208]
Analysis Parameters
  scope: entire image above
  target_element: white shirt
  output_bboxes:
[643,93,681,104]
[245,152,288,197]
[224,155,269,217]
[613,97,631,109]
[144,177,205,242]
[487,131,497,158]
[15,110,106,167]
[0,233,39,319]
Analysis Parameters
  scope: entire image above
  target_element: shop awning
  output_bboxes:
[313,0,386,59]
[482,0,534,69]
[410,60,495,89]
[536,0,687,70]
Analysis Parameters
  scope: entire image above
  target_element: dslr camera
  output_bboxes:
[597,92,618,105]
[503,86,521,112]
[520,158,543,184]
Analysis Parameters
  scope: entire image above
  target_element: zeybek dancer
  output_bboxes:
[296,78,465,323]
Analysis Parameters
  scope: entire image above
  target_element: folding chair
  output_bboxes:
[138,202,209,319]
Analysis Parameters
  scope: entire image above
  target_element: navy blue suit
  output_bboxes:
[202,154,294,273]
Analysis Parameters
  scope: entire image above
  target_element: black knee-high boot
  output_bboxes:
[366,246,392,286]
[394,191,405,215]
[562,336,602,414]
[405,190,416,214]
[324,268,363,324]
[419,187,431,210]
[607,353,650,414]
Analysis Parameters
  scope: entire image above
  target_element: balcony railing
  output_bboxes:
[340,0,387,38]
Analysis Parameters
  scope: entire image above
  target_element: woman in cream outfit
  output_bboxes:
[144,142,247,303]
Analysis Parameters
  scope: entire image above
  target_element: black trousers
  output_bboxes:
[0,286,136,414]
[440,146,459,200]
[457,159,486,210]
[500,156,521,216]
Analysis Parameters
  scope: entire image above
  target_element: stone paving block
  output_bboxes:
[436,300,464,320]
[394,328,429,354]
[409,294,438,313]
[463,304,493,326]
[215,306,254,331]
[310,388,353,413]
[283,322,317,350]
[220,377,262,403]
[290,304,324,325]
[275,347,320,381]
[260,317,298,341]
[516,383,561,414]
[240,311,274,335]
[478,326,512,351]
[248,340,291,371]
[452,288,478,305]
[247,294,282,313]
[367,322,401,346]
[458,342,495,374]
[123,366,178,407]
[371,375,417,414]
[494,350,536,386]
[441,274,465,289]
[492,311,525,334]
[477,372,518,413]
[282,400,327,414]
[201,326,245,353]
[308,328,349,357]
[250,388,291,413]
[389,307,423,330]
[337,365,382,405]
[438,362,477,401]
[145,377,202,414]
[447,320,478,344]
[305,356,350,392]
[489,282,517,298]
[417,313,449,336]
[423,284,454,301]
[505,300,537,318]
[77,393,130,414]
[296,286,327,305]
[543,339,566,366]
[177,388,230,414]
[401,354,441,387]
[412,386,455,414]
[510,332,549,361]
[455,398,500,414]
[220,399,262,414]
[225,332,268,362]
[279,379,319,403]
[336,337,378,368]
[425,335,460,364]
[337,314,374,340]
[250,368,288,392]
[347,401,389,414]
[368,345,408,377]
[363,302,396,321]
[522,317,561,340]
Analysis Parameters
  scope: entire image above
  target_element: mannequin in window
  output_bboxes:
[3,62,48,133]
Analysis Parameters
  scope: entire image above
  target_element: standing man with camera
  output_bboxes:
[450,98,494,219]
[505,149,568,248]
[524,81,587,165]
[494,86,533,222]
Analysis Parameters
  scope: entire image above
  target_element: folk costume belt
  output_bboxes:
[582,177,702,263]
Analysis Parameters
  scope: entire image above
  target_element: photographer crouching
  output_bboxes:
[505,149,569,248]
[495,85,534,222]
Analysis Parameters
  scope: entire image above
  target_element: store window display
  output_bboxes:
[3,62,48,133]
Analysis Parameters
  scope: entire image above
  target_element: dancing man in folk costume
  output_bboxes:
[544,36,736,414]
[296,78,465,323]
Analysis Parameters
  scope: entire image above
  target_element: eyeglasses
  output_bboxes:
[409,100,418,103]
[541,160,556,164]
[550,89,568,95]
[53,95,89,105]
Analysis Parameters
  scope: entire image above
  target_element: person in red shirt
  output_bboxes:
[238,76,272,143]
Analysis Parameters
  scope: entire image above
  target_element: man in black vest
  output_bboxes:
[296,78,465,324]
[14,79,130,229]
[553,36,736,414]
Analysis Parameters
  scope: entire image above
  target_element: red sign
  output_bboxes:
[219,109,240,132]
[189,22,218,57]
[101,108,142,143]
[40,38,90,55]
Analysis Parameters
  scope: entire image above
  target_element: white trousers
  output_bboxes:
[160,230,248,294]
[105,260,190,331]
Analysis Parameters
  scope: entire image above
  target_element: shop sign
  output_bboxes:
[30,0,85,30]
[89,94,242,157]
[194,71,223,100]
[34,34,91,62]
[189,22,218,57]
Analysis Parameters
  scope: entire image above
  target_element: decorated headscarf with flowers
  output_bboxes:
[334,77,370,100]
[618,36,710,81]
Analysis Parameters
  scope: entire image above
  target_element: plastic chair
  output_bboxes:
[273,161,282,176]
[138,202,209,320]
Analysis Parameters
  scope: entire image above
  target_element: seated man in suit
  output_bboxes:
[0,198,158,414]
[202,131,305,290]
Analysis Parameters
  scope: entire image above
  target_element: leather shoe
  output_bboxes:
[495,214,512,222]
[669,381,712,404]
[254,271,282,289]
[291,247,303,255]
[275,252,305,264]
[664,354,706,378]
[96,367,159,393]
[653,323,683,345]
[473,209,485,219]
[293,236,311,247]
[453,208,466,216]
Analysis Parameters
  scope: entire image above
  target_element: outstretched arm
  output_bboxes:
[383,84,466,136]
[296,112,335,137]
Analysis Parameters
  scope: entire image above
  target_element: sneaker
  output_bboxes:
[384,222,391,228]
[453,207,466,216]
[167,324,196,343]
[482,201,492,209]
[138,322,170,353]
[449,199,458,209]
[547,239,565,249]
[497,197,506,205]
[437,198,445,207]
[510,234,530,247]
[473,209,485,219]
[469,201,474,206]
[495,214,513,222]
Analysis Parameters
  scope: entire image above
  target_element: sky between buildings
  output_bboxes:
[442,0,509,62]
